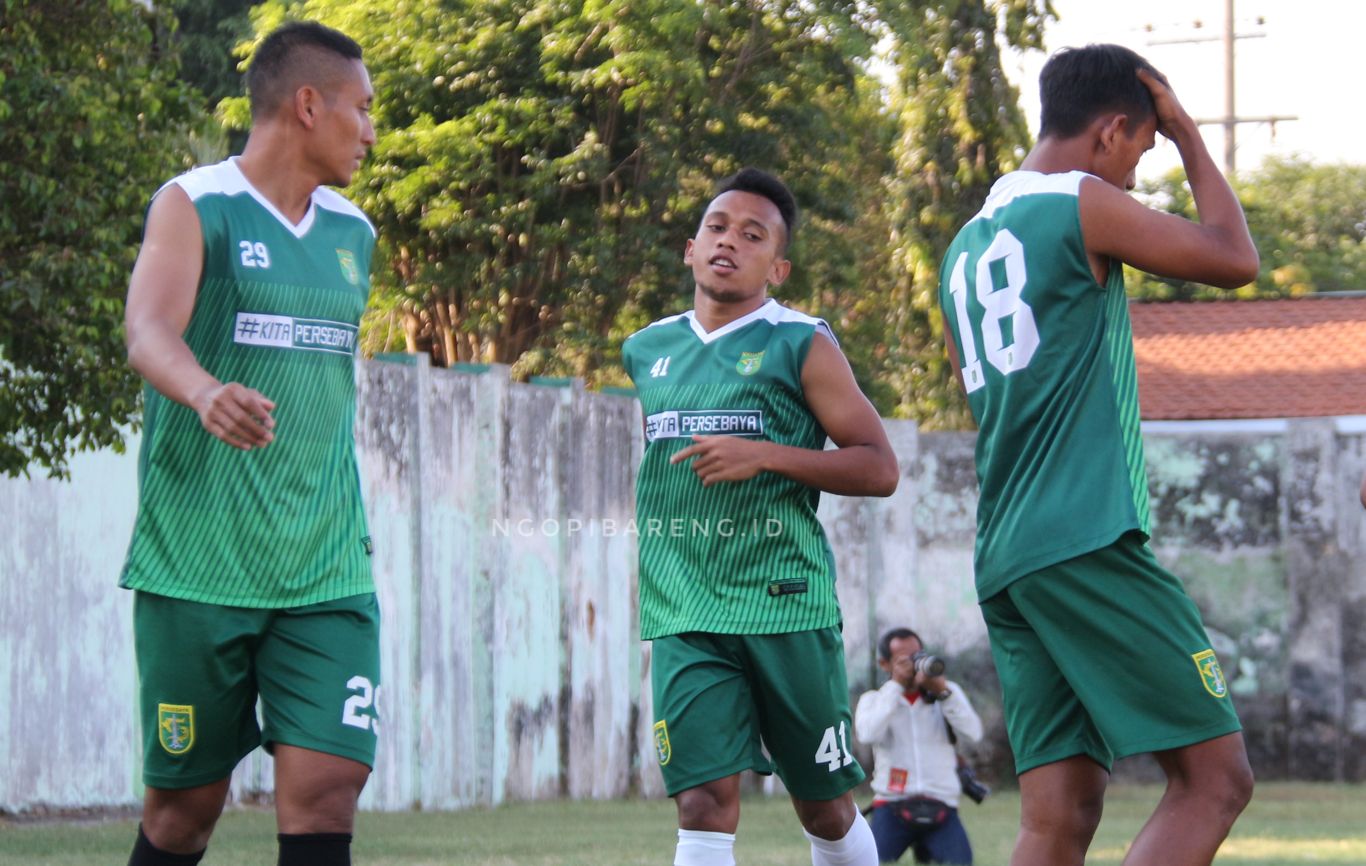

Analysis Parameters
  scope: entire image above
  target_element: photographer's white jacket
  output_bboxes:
[854,678,983,807]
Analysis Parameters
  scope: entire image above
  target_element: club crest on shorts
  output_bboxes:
[653,720,672,765]
[1191,649,1228,698]
[336,248,361,285]
[735,351,764,376]
[158,703,195,755]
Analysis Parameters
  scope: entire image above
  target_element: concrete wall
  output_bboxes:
[2,358,1363,812]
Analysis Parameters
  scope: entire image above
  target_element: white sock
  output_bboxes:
[804,810,878,866]
[674,829,737,866]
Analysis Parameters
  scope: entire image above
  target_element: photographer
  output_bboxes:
[855,628,984,865]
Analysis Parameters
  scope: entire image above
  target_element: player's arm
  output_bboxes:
[1359,471,1366,511]
[1080,69,1258,289]
[125,185,276,450]
[671,332,898,496]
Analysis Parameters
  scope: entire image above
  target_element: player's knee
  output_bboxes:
[142,800,224,852]
[675,785,739,832]
[280,789,363,834]
[793,796,855,841]
[1020,786,1104,843]
[1170,744,1254,820]
[1198,756,1254,820]
[278,769,368,834]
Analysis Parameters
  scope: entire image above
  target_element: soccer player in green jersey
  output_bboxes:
[623,168,899,866]
[937,46,1259,866]
[120,22,379,866]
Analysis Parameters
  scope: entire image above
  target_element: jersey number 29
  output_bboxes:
[947,228,1039,394]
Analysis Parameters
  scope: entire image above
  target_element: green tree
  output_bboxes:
[877,0,1053,429]
[226,1,1047,417]
[1128,158,1366,301]
[0,0,196,478]
[165,0,259,162]
[228,0,903,391]
[167,0,259,110]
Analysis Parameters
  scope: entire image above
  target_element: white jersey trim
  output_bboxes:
[675,299,837,346]
[157,157,376,240]
[629,311,689,338]
[968,170,1093,223]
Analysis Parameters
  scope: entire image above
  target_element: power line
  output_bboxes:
[1145,0,1296,173]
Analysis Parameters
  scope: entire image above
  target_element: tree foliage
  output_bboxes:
[229,0,895,393]
[0,0,196,477]
[876,0,1052,428]
[224,0,1054,425]
[1128,158,1366,301]
[165,0,258,110]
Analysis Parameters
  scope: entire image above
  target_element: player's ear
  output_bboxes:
[295,86,320,129]
[1097,112,1127,154]
[683,237,695,266]
[767,256,791,287]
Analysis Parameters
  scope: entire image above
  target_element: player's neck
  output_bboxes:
[1020,136,1095,177]
[692,290,769,334]
[236,131,322,226]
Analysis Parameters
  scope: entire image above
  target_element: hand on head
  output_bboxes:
[1136,67,1190,141]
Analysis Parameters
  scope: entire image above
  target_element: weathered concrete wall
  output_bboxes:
[0,447,140,809]
[2,358,1363,811]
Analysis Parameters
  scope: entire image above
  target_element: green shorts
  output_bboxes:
[650,627,865,800]
[981,532,1241,774]
[134,591,382,789]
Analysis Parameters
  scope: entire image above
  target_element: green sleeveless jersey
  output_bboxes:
[120,158,375,608]
[937,171,1150,602]
[622,300,840,639]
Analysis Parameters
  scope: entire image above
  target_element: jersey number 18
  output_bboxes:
[947,228,1039,394]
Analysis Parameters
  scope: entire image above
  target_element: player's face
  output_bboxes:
[684,190,791,305]
[316,60,375,187]
[1108,113,1158,192]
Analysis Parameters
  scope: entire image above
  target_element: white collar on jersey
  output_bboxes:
[228,156,318,238]
[683,299,781,344]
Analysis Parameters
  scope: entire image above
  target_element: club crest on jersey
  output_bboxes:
[653,720,672,765]
[735,351,764,376]
[1191,649,1228,698]
[158,703,195,755]
[336,248,361,285]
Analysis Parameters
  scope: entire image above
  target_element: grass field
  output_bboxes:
[2,783,1362,865]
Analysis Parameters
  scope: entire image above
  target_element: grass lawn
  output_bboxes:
[1,783,1362,865]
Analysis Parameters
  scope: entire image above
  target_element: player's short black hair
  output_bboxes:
[246,21,364,119]
[712,167,798,251]
[1038,44,1160,140]
[878,627,923,661]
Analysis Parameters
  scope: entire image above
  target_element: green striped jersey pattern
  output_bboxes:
[937,171,1149,601]
[623,300,840,639]
[120,158,375,608]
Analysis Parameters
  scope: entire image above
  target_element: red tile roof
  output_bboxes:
[1130,297,1366,420]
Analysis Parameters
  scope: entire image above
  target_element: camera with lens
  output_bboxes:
[956,762,991,804]
[912,651,945,677]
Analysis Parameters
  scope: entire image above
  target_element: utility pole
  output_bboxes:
[1223,0,1236,173]
[1146,0,1296,174]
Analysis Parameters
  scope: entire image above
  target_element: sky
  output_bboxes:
[1004,0,1366,181]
